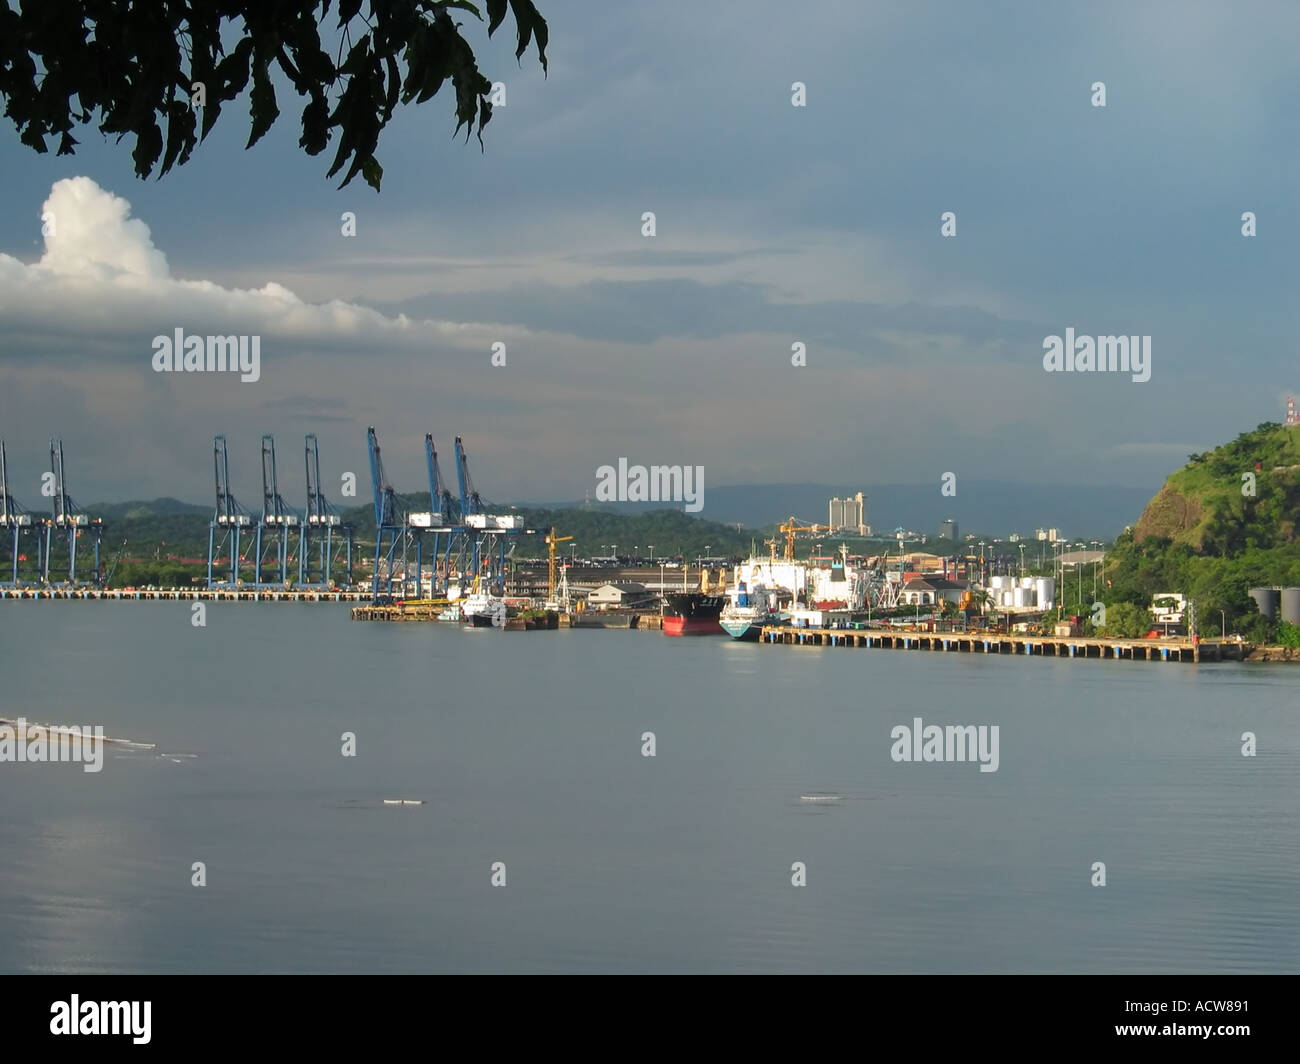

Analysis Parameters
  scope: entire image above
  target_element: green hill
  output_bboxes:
[1132,421,1300,552]
[1101,421,1300,640]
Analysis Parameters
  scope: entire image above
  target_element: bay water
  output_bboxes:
[1,604,1296,973]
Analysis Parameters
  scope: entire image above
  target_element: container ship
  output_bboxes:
[662,592,725,635]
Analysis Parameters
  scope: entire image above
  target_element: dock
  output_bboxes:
[0,588,367,602]
[760,626,1248,663]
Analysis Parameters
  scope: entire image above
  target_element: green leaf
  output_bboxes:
[246,67,280,149]
[299,94,329,155]
[441,1,484,17]
[337,0,364,28]
[132,120,163,178]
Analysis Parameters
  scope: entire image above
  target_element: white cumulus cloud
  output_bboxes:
[0,176,522,360]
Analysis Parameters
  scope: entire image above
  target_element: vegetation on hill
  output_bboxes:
[1092,422,1300,641]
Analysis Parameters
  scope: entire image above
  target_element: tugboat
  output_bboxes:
[461,591,506,627]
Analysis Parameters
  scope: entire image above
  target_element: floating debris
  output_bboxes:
[800,794,843,802]
[382,798,425,806]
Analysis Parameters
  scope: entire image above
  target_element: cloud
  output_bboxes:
[0,177,523,367]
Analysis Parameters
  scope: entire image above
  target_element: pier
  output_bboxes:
[0,588,367,602]
[760,626,1248,663]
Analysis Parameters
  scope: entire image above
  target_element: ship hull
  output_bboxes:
[662,593,725,636]
[570,611,639,629]
[720,618,762,640]
[662,615,721,636]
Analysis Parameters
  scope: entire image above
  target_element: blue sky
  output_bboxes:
[0,0,1297,510]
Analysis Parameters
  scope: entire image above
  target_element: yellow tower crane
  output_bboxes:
[546,527,574,602]
[778,516,834,561]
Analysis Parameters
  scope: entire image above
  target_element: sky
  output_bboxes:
[1,0,1298,514]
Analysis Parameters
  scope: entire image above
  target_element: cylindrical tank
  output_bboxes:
[1036,578,1055,609]
[1013,587,1033,608]
[1001,590,1015,608]
[1250,587,1280,622]
[991,576,1008,591]
[1020,576,1035,588]
[1281,588,1300,625]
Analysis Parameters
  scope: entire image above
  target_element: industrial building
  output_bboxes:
[900,576,968,606]
[828,492,869,535]
[585,582,656,609]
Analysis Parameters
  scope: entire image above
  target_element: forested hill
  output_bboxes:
[1101,421,1300,639]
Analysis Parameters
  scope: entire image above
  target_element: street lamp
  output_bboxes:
[647,544,654,561]
[1219,609,1226,639]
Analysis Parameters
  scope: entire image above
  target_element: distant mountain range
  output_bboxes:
[90,498,210,520]
[522,481,1157,540]
[82,479,1155,540]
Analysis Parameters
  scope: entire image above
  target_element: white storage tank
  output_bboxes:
[1035,577,1055,609]
[1013,587,1034,608]
[1001,590,1016,608]
[1020,576,1035,588]
[991,576,1008,591]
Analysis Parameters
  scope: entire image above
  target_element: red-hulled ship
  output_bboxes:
[662,592,725,636]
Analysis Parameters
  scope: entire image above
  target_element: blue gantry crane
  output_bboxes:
[367,426,412,603]
[207,434,253,588]
[254,434,299,588]
[0,440,37,587]
[42,438,104,586]
[405,433,469,599]
[451,435,526,596]
[454,435,483,519]
[300,433,354,589]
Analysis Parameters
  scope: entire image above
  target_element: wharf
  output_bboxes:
[0,588,366,602]
[761,626,1248,663]
[352,602,447,621]
[350,606,665,628]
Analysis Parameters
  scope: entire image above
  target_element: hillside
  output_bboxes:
[1103,421,1300,639]
[1132,421,1300,552]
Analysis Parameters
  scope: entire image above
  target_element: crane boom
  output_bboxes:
[453,436,482,518]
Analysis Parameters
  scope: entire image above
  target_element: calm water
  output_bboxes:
[0,603,1297,973]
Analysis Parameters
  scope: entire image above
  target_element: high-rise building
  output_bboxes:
[939,518,958,542]
[828,492,869,535]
